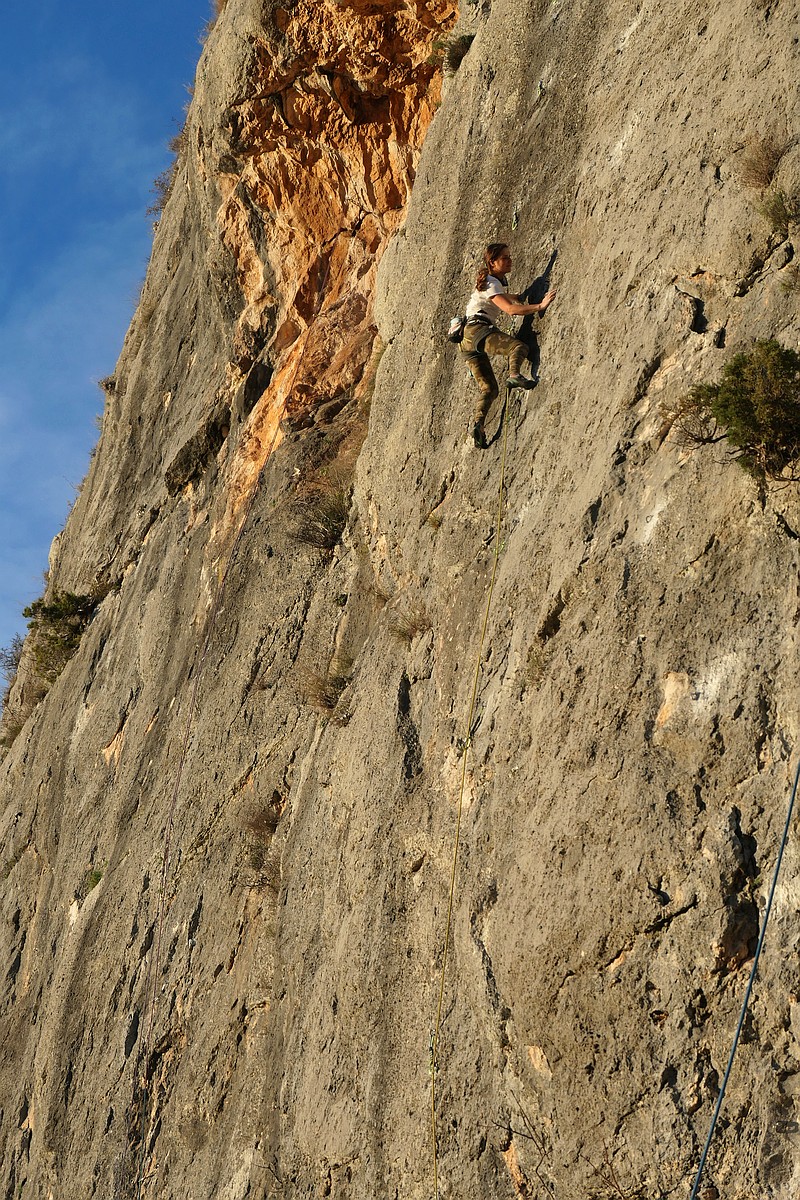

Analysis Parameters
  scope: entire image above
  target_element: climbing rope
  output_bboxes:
[688,754,800,1200]
[430,386,514,1199]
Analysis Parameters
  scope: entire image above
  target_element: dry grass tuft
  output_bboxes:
[243,791,284,889]
[0,710,29,755]
[146,127,188,220]
[387,604,431,646]
[0,635,23,707]
[291,463,354,553]
[300,653,353,718]
[739,133,793,190]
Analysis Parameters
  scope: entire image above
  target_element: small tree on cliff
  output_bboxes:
[667,339,800,480]
[22,590,96,684]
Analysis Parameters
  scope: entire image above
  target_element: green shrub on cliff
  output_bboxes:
[22,589,96,684]
[429,34,475,75]
[76,866,104,901]
[757,189,800,237]
[669,339,800,480]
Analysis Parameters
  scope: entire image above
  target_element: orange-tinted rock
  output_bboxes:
[211,0,456,503]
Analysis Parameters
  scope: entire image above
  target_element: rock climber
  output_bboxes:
[461,242,556,448]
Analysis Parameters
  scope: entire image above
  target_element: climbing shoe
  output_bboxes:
[507,374,537,390]
[472,421,488,449]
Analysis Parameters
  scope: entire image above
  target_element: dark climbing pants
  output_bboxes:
[460,324,528,423]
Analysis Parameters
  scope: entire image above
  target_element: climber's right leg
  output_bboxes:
[461,325,499,449]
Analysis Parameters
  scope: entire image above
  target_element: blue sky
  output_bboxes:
[0,1,210,656]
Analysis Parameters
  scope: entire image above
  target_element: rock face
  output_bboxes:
[2,1,800,1198]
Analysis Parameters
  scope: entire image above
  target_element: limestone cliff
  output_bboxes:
[2,1,800,1198]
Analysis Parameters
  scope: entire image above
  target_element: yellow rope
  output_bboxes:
[431,390,512,1198]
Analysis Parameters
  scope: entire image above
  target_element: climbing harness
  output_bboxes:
[430,383,515,1199]
[688,755,800,1200]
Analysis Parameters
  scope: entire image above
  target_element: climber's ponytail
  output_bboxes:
[475,242,509,290]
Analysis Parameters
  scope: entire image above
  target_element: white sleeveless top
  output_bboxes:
[465,274,507,326]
